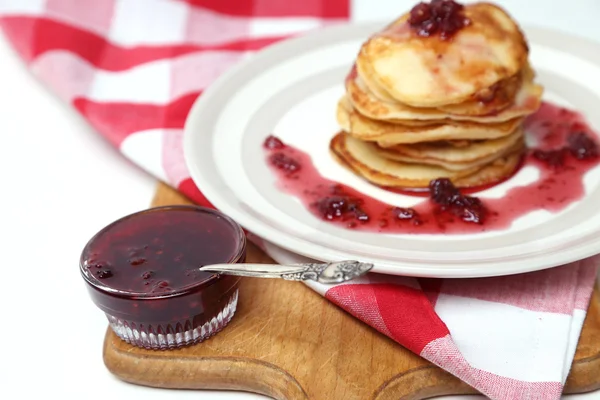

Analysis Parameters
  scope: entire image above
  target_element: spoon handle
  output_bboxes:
[199,260,373,284]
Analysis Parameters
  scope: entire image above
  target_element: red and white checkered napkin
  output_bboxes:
[2,1,597,398]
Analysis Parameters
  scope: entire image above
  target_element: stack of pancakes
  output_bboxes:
[331,2,544,189]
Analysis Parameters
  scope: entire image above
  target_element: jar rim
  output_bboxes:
[79,205,247,300]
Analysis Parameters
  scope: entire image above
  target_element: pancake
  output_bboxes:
[375,128,524,171]
[453,147,523,188]
[354,62,397,104]
[356,2,529,107]
[336,96,523,144]
[354,61,526,117]
[330,132,524,188]
[346,70,543,123]
[437,68,523,116]
[330,132,479,187]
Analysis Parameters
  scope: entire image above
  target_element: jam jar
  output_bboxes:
[80,206,246,350]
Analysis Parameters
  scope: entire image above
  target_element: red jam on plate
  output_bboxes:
[80,206,246,350]
[262,102,600,234]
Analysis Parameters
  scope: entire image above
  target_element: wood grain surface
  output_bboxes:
[103,182,600,400]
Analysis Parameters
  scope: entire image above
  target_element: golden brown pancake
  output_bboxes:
[354,61,527,117]
[346,71,543,123]
[330,132,524,189]
[375,128,524,171]
[437,68,523,116]
[453,147,523,188]
[336,96,524,145]
[354,61,397,103]
[356,2,529,107]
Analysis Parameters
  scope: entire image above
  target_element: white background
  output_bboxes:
[0,0,599,399]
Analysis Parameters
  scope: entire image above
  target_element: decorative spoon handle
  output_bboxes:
[199,260,373,284]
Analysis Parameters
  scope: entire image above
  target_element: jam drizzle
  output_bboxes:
[263,101,600,234]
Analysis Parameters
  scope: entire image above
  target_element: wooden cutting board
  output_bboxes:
[103,182,600,400]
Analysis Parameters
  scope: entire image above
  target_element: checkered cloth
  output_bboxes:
[1,1,597,399]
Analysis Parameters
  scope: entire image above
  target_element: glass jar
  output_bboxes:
[80,205,246,350]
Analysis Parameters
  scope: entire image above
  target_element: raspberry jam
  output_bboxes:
[263,101,600,234]
[429,178,487,224]
[80,206,246,349]
[408,0,470,40]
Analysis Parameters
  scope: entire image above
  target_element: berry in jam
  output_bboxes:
[429,178,486,224]
[263,135,285,150]
[95,269,113,279]
[312,189,370,224]
[429,177,459,206]
[529,130,598,168]
[393,207,422,225]
[409,3,432,25]
[532,148,568,168]
[269,152,301,175]
[264,135,302,175]
[141,271,153,280]
[567,132,598,160]
[393,207,417,220]
[409,0,470,40]
[447,193,486,224]
[129,256,146,266]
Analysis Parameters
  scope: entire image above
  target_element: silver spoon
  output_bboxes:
[199,260,373,284]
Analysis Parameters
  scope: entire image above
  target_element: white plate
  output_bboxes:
[183,22,600,278]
